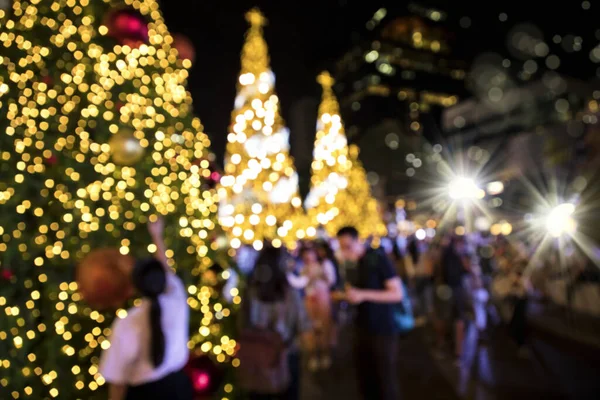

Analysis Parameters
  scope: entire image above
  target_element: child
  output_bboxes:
[97,218,192,400]
[288,244,336,370]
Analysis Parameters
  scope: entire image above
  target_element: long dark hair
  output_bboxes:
[249,244,289,303]
[132,258,166,368]
[315,239,342,287]
[315,240,335,264]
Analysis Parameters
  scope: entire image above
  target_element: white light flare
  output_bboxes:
[448,177,484,200]
[546,203,576,238]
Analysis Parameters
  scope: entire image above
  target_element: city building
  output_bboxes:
[440,73,600,229]
[332,3,468,198]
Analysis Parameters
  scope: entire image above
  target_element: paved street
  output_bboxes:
[301,326,459,400]
[299,321,598,400]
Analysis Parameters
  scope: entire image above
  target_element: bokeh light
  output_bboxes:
[218,9,309,249]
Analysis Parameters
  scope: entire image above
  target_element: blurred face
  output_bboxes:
[337,234,362,262]
[316,247,326,258]
[301,248,318,264]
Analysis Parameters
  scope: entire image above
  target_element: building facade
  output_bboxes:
[332,4,467,197]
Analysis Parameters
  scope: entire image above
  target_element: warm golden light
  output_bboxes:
[0,0,234,398]
[218,8,310,248]
[305,71,386,239]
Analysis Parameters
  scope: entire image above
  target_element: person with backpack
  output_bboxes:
[238,244,311,400]
[335,227,405,400]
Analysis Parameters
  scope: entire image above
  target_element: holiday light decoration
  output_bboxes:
[305,72,386,239]
[218,9,311,250]
[0,1,236,399]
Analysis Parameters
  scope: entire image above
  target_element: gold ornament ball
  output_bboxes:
[109,129,145,165]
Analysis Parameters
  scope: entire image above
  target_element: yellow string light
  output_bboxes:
[0,1,233,399]
[305,71,386,239]
[218,8,312,250]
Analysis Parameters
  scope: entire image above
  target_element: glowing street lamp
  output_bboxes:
[546,203,576,237]
[448,177,485,200]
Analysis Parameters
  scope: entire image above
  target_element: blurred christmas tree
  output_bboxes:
[218,9,313,251]
[0,1,237,399]
[305,72,386,239]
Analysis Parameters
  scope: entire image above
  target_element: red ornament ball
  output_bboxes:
[77,248,135,310]
[184,354,223,396]
[192,370,210,393]
[105,9,148,44]
[113,13,144,36]
[172,34,195,62]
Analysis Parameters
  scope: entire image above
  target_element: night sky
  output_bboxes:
[159,1,599,163]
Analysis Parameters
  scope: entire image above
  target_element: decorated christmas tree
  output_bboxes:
[0,1,236,399]
[218,9,312,251]
[305,72,386,239]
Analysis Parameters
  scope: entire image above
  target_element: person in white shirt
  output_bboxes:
[100,218,192,400]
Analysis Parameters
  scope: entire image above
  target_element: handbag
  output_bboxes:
[394,281,415,334]
[237,297,291,394]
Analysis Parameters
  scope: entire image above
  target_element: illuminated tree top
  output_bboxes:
[306,71,386,239]
[218,9,312,250]
[240,8,269,79]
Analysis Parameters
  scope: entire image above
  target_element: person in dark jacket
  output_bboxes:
[440,234,471,361]
[336,227,404,400]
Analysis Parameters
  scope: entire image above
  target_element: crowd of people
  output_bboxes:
[90,218,599,400]
[239,221,600,400]
[240,226,404,400]
[237,225,487,399]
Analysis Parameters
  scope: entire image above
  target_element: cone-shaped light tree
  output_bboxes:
[305,72,386,239]
[218,9,312,250]
[0,1,235,399]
